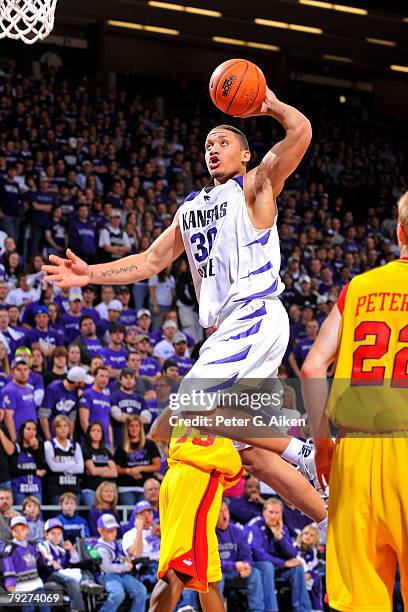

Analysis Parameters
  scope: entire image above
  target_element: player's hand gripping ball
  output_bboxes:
[209,58,266,117]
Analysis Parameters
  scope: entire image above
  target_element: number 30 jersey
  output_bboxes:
[328,258,408,433]
[179,176,284,328]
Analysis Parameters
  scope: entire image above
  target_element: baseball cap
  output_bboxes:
[328,295,337,303]
[67,366,93,385]
[35,305,48,315]
[289,256,300,263]
[110,210,122,218]
[44,518,64,533]
[137,309,151,319]
[69,287,83,302]
[173,331,187,344]
[299,275,311,284]
[163,320,177,330]
[120,367,136,379]
[10,516,28,528]
[135,334,150,343]
[134,501,153,514]
[107,299,123,312]
[11,356,29,369]
[317,295,328,305]
[97,514,120,530]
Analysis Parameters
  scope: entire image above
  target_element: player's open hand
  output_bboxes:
[236,86,278,118]
[315,438,335,492]
[41,249,90,288]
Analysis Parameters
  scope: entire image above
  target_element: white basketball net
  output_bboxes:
[0,0,57,44]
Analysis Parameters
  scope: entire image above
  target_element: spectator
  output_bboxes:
[27,176,57,259]
[293,276,317,310]
[125,477,161,531]
[175,266,201,342]
[81,285,101,323]
[216,500,268,612]
[60,287,85,344]
[94,513,147,612]
[100,324,128,381]
[98,299,123,342]
[135,308,153,340]
[22,496,44,543]
[44,204,67,256]
[55,492,90,543]
[153,320,178,365]
[125,351,153,394]
[37,517,86,612]
[246,498,311,612]
[81,422,118,507]
[95,285,115,321]
[3,516,51,611]
[2,356,38,441]
[87,481,122,538]
[229,477,265,526]
[0,411,14,488]
[8,272,39,307]
[288,320,320,378]
[0,163,22,242]
[0,340,10,390]
[30,345,47,376]
[117,286,137,327]
[9,420,47,504]
[122,500,161,589]
[43,346,68,386]
[0,487,20,541]
[111,368,150,445]
[148,266,176,329]
[25,305,62,358]
[40,366,92,440]
[44,415,84,505]
[295,525,324,611]
[0,308,23,358]
[72,315,105,364]
[68,203,97,264]
[170,331,194,376]
[136,334,161,382]
[67,343,84,368]
[283,500,311,539]
[114,415,161,505]
[99,209,131,262]
[79,365,112,449]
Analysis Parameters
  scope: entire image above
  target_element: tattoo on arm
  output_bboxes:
[100,264,138,279]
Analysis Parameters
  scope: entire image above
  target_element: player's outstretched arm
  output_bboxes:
[301,305,341,487]
[243,87,312,222]
[42,214,185,288]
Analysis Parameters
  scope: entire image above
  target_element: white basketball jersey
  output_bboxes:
[179,176,284,327]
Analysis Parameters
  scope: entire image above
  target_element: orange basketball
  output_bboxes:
[209,58,266,117]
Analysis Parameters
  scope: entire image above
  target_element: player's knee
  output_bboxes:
[164,568,190,589]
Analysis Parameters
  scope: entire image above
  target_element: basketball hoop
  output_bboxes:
[0,0,57,44]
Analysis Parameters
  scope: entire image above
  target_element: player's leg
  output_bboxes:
[240,446,326,523]
[328,438,396,611]
[149,569,188,612]
[199,582,225,612]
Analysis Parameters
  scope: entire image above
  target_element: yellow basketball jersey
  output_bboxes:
[328,258,408,432]
[168,422,243,488]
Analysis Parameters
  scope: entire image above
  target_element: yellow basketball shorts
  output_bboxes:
[327,437,408,612]
[157,462,223,592]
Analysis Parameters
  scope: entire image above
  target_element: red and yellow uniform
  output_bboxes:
[327,259,408,612]
[158,426,243,592]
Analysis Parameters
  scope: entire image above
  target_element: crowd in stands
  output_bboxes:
[0,54,405,609]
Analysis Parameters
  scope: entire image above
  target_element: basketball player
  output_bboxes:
[301,192,408,611]
[43,86,327,607]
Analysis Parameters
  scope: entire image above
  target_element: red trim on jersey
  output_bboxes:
[169,470,219,592]
[398,257,408,262]
[337,283,350,315]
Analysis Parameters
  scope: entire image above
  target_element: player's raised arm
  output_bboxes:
[244,87,312,221]
[42,213,185,288]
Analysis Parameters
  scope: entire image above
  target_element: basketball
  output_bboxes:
[209,58,266,117]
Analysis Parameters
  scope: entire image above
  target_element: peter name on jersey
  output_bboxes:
[182,201,227,230]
